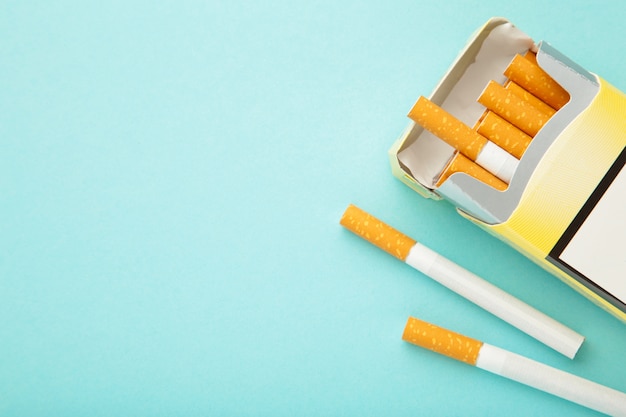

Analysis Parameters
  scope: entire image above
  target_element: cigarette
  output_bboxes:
[403,317,626,416]
[340,205,584,358]
[409,96,518,183]
[505,81,556,117]
[504,54,570,110]
[475,111,532,159]
[478,81,550,137]
[436,152,508,191]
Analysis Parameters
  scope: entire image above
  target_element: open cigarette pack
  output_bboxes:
[389,18,626,322]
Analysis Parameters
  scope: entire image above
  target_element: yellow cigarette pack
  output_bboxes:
[389,18,626,322]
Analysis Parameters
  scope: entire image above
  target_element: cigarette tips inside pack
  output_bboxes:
[389,18,626,322]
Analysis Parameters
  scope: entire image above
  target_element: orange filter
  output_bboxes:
[436,152,508,191]
[340,204,416,261]
[408,96,487,161]
[402,317,483,365]
[524,49,538,65]
[505,81,556,116]
[476,111,532,159]
[478,81,550,137]
[504,54,570,109]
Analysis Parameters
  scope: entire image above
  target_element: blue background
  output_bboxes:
[2,1,625,416]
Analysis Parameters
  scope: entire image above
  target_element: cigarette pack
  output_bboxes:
[389,18,626,322]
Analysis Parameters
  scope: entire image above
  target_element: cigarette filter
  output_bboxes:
[475,111,533,159]
[524,49,538,65]
[409,96,518,183]
[403,317,626,416]
[478,81,550,137]
[340,204,584,358]
[504,54,570,110]
[505,81,556,117]
[436,152,508,191]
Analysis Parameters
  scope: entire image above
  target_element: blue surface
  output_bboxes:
[2,1,625,416]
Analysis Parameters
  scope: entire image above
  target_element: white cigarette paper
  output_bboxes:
[475,140,519,183]
[477,343,626,416]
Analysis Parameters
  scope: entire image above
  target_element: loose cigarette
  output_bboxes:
[403,317,626,416]
[436,152,508,191]
[475,111,532,159]
[340,205,584,358]
[478,81,550,137]
[409,96,518,183]
[505,81,556,117]
[524,50,538,65]
[504,54,570,110]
